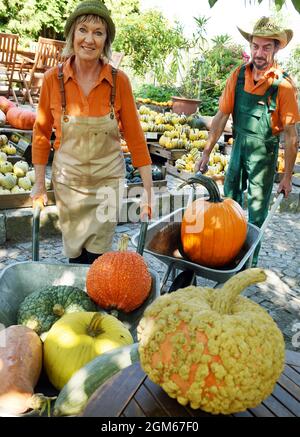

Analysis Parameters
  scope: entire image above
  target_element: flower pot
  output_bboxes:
[171,96,201,115]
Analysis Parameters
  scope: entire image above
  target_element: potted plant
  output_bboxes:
[172,16,209,115]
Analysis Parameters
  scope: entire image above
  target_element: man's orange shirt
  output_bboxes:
[32,57,151,167]
[219,62,300,135]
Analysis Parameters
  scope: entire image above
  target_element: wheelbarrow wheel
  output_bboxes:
[168,270,197,293]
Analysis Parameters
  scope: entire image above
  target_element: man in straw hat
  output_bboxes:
[196,16,299,266]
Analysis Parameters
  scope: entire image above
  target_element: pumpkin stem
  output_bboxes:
[52,304,65,317]
[87,313,105,337]
[118,234,130,251]
[178,174,223,203]
[212,268,267,315]
[28,393,57,417]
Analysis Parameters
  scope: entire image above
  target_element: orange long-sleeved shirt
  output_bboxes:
[32,57,151,167]
[219,62,300,135]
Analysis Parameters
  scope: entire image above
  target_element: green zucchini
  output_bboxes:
[53,343,139,416]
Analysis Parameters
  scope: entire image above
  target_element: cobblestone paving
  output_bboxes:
[0,209,300,351]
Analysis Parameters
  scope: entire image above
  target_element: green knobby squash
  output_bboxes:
[17,285,97,337]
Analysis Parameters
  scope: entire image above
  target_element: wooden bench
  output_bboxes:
[81,350,300,418]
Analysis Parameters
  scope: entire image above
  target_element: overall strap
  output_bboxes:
[236,64,246,91]
[110,66,118,119]
[57,63,66,114]
[265,70,287,112]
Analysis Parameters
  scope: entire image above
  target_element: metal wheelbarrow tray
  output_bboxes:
[0,261,160,339]
[132,193,283,284]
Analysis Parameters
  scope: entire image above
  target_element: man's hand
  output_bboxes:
[277,175,292,198]
[194,150,210,174]
[194,110,230,174]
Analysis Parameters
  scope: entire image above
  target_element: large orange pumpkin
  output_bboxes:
[6,107,36,130]
[86,235,152,312]
[180,174,247,268]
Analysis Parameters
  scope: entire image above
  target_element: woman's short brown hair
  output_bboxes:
[62,14,112,62]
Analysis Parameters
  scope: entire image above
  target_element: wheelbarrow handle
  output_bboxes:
[32,198,44,262]
[136,221,148,256]
[258,192,284,240]
[136,205,151,256]
[246,192,284,267]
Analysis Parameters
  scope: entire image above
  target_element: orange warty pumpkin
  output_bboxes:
[0,96,16,114]
[180,174,247,268]
[86,235,152,312]
[6,107,36,130]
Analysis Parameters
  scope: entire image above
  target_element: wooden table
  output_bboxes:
[81,350,300,418]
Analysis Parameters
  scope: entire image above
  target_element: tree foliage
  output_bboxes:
[113,9,188,84]
[0,0,140,43]
[284,45,300,88]
[0,0,77,42]
[208,0,300,13]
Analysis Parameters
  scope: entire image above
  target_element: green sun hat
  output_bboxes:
[64,0,116,42]
[237,16,293,49]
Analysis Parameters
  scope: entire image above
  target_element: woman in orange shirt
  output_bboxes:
[196,17,299,266]
[31,0,153,264]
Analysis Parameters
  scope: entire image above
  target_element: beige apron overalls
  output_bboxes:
[51,64,125,258]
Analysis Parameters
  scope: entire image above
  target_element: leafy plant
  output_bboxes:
[180,36,244,114]
[134,84,180,102]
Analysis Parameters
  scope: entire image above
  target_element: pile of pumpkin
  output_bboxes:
[136,97,173,108]
[175,148,229,175]
[0,177,286,417]
[0,235,153,416]
[0,153,51,194]
[0,133,17,156]
[158,127,209,151]
[0,97,36,130]
[138,106,189,134]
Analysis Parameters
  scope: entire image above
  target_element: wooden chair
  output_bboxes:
[0,32,20,102]
[20,36,66,106]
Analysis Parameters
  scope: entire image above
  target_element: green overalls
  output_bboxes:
[224,64,285,265]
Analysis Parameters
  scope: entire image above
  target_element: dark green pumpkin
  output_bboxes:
[17,286,96,336]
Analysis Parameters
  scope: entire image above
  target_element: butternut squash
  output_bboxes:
[0,96,16,114]
[0,325,51,415]
[6,107,36,130]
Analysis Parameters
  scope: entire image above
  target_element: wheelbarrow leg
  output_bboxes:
[168,269,197,293]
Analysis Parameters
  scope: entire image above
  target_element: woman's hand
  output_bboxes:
[30,182,48,207]
[138,164,155,220]
[30,164,48,207]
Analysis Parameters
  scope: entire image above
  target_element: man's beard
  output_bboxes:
[252,57,270,70]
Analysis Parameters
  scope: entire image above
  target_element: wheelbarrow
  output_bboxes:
[0,200,160,337]
[0,201,159,416]
[132,180,284,291]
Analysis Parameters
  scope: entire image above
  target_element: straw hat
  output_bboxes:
[237,16,293,49]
